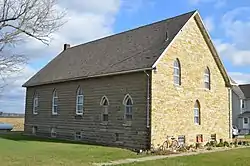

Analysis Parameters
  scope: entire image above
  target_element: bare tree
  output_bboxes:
[0,0,65,90]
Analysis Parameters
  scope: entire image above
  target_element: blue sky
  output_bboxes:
[1,0,250,113]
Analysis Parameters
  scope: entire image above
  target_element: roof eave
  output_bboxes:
[22,67,153,87]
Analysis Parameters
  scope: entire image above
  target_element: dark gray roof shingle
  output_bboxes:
[239,84,250,98]
[232,85,245,99]
[23,11,196,87]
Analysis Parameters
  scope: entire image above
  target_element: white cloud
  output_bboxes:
[214,7,250,67]
[0,65,36,113]
[215,40,250,66]
[204,17,214,32]
[1,0,123,113]
[229,72,250,84]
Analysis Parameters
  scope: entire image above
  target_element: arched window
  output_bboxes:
[76,87,84,115]
[100,96,109,122]
[52,89,58,115]
[33,92,38,114]
[173,59,181,85]
[123,94,133,121]
[204,67,211,90]
[194,100,201,125]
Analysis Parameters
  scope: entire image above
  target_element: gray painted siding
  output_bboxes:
[232,90,241,126]
[24,72,151,149]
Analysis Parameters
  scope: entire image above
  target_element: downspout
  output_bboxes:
[228,87,232,139]
[144,70,150,128]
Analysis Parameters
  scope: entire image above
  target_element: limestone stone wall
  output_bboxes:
[151,16,230,148]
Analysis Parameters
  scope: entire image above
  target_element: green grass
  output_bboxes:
[0,132,141,166]
[121,148,250,166]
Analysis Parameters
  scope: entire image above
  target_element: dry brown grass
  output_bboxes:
[0,118,24,131]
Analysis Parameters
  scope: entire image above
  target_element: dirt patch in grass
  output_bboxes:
[0,118,24,131]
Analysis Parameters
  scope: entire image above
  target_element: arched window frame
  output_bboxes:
[100,96,109,122]
[194,100,201,125]
[52,89,58,115]
[33,92,39,115]
[204,67,211,90]
[173,58,181,85]
[123,94,133,121]
[76,87,84,115]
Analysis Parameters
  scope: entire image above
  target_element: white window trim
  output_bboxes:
[241,99,246,111]
[33,93,38,115]
[204,68,210,89]
[194,108,200,125]
[194,101,200,125]
[123,94,133,121]
[100,96,109,122]
[52,90,58,115]
[173,59,181,85]
[243,118,249,129]
[76,87,84,115]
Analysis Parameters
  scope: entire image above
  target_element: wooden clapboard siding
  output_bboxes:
[24,71,151,149]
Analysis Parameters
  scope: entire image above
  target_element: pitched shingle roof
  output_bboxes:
[239,84,250,98]
[23,10,196,87]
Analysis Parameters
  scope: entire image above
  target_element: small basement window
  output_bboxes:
[51,128,57,138]
[211,134,216,142]
[196,134,203,143]
[178,135,185,145]
[32,126,37,135]
[75,132,82,140]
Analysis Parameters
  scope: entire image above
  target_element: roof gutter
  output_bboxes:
[23,67,153,87]
[144,70,150,128]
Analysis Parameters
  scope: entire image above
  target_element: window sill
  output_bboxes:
[33,113,38,115]
[115,141,123,144]
[75,115,83,119]
[100,122,108,126]
[51,114,58,116]
[203,88,211,92]
[123,121,132,127]
[174,85,183,90]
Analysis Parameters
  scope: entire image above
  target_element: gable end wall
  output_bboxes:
[151,16,230,148]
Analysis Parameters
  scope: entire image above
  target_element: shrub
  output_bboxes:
[206,146,212,150]
[210,141,217,147]
[205,142,211,147]
[154,149,178,155]
[216,142,224,147]
[224,141,230,147]
[195,143,202,149]
[177,147,188,152]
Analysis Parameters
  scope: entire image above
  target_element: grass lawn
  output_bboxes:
[0,132,140,166]
[121,148,250,166]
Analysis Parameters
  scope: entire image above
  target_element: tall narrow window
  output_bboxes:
[241,99,246,109]
[52,89,58,115]
[123,94,133,121]
[100,96,109,122]
[33,92,38,115]
[173,59,181,85]
[204,67,211,90]
[76,87,84,115]
[194,100,201,125]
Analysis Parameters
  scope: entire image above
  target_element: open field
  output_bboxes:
[0,118,24,131]
[0,132,143,166]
